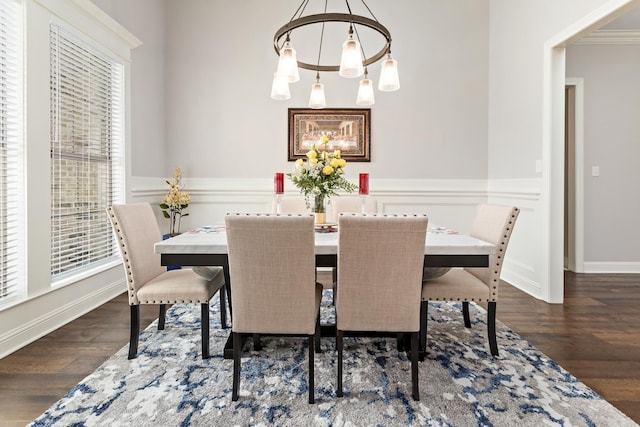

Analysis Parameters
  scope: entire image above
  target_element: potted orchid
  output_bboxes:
[159,167,190,235]
[288,134,357,223]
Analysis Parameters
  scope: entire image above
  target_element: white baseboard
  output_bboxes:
[0,279,125,359]
[582,262,640,274]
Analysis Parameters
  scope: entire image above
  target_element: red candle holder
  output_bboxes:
[359,173,369,196]
[274,172,284,194]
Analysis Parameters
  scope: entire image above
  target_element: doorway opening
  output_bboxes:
[564,79,584,273]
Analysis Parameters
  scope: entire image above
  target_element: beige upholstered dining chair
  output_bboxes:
[107,203,225,359]
[420,204,519,357]
[330,196,378,222]
[336,213,428,401]
[271,197,310,214]
[225,213,322,404]
[329,196,378,302]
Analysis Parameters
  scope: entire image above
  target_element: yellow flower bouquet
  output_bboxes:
[159,167,190,235]
[288,135,357,216]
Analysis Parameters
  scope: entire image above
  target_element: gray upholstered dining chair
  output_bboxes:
[420,204,519,357]
[225,213,322,404]
[336,213,428,401]
[107,203,225,359]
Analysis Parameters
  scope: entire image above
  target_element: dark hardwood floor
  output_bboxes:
[0,271,639,426]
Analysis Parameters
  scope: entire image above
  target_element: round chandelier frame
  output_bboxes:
[273,13,392,73]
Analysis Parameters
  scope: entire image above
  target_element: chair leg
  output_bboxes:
[158,304,166,330]
[128,305,140,360]
[314,312,321,353]
[201,303,210,359]
[219,286,228,328]
[332,267,337,305]
[308,335,315,404]
[411,331,419,401]
[396,333,405,352]
[419,301,428,355]
[253,334,262,351]
[462,301,471,328]
[232,332,240,401]
[225,281,232,323]
[337,330,344,397]
[487,301,499,356]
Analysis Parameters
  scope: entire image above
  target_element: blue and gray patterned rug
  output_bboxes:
[30,291,637,426]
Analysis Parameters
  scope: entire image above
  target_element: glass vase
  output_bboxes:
[313,195,326,224]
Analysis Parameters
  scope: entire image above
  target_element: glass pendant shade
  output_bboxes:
[276,41,300,83]
[308,80,326,109]
[378,54,400,91]
[356,75,375,106]
[339,34,364,78]
[270,73,290,100]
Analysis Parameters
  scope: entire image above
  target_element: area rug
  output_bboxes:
[29,291,638,427]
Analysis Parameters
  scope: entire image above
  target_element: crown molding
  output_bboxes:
[574,29,640,45]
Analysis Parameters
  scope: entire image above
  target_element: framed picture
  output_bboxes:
[288,108,371,162]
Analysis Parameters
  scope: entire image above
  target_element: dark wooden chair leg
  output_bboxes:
[308,335,315,404]
[232,332,240,401]
[419,301,428,354]
[462,301,471,328]
[332,268,337,305]
[253,333,262,351]
[128,305,140,359]
[411,331,420,401]
[314,312,321,353]
[337,330,344,397]
[219,286,228,328]
[396,333,405,352]
[487,301,499,356]
[201,303,210,359]
[225,281,232,322]
[158,304,166,330]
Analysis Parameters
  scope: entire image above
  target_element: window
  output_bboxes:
[0,0,23,304]
[50,22,124,282]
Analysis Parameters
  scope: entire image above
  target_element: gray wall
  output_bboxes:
[567,43,640,263]
[91,0,167,178]
[95,0,490,180]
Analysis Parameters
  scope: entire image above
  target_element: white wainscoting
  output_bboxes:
[131,176,545,301]
[488,178,544,299]
[131,176,491,233]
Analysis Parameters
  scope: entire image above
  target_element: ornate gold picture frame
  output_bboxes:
[288,108,371,162]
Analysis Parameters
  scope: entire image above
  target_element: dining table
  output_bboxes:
[154,223,496,359]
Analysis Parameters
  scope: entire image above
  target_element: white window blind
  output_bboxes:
[50,23,124,281]
[0,0,24,304]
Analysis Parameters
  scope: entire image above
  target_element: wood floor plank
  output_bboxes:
[0,272,639,425]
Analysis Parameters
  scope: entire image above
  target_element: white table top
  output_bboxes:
[154,225,495,256]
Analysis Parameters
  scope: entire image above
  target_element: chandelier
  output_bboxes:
[270,0,400,108]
